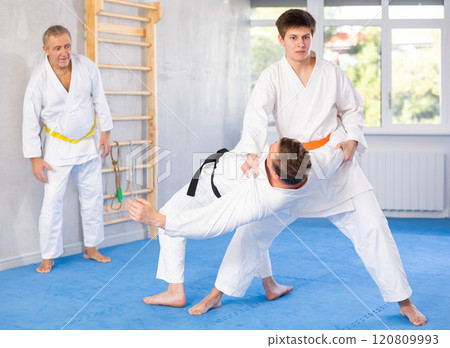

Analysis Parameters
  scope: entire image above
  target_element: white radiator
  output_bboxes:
[358,151,445,211]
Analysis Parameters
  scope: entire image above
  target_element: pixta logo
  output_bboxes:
[127,143,172,184]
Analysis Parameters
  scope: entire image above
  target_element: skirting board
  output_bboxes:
[383,210,449,219]
[0,230,151,271]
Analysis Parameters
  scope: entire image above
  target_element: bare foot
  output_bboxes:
[262,276,293,301]
[36,259,54,273]
[84,247,111,263]
[143,283,186,308]
[143,291,186,307]
[399,299,427,326]
[189,287,223,316]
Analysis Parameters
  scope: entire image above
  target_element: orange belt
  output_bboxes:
[301,133,331,151]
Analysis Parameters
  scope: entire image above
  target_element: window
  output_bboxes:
[389,0,444,19]
[324,25,381,127]
[323,1,383,127]
[250,26,284,86]
[391,28,441,125]
[324,2,381,19]
[250,0,448,133]
[322,0,445,131]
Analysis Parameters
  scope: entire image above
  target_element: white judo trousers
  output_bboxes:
[156,179,225,283]
[214,190,412,302]
[39,156,104,259]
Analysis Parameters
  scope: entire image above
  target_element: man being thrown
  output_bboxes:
[129,128,347,308]
[22,25,113,273]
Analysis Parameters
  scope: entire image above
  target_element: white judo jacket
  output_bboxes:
[234,52,372,217]
[22,53,113,166]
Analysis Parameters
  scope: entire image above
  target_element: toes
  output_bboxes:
[400,307,427,326]
[414,317,427,326]
[36,261,53,273]
[188,306,203,316]
[143,296,157,305]
[189,308,201,316]
[36,268,50,273]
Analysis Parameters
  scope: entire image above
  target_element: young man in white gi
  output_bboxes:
[128,128,348,307]
[22,25,113,273]
[189,9,426,325]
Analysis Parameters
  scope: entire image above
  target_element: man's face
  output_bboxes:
[43,33,72,70]
[278,26,312,63]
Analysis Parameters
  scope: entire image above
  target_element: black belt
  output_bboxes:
[187,148,229,198]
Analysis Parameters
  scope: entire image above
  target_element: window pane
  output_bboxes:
[251,7,304,20]
[389,5,444,19]
[251,26,285,87]
[324,6,381,19]
[324,26,381,127]
[391,29,440,125]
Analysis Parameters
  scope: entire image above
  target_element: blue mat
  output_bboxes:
[1,218,449,330]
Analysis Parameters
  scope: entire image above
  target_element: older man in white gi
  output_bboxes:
[22,25,113,273]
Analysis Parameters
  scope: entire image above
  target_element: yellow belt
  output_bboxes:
[45,119,96,144]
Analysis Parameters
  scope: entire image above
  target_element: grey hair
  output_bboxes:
[42,25,71,47]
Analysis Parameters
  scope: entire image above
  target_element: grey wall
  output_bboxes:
[157,0,250,205]
[0,0,250,268]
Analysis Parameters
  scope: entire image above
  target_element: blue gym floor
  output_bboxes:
[1,218,449,330]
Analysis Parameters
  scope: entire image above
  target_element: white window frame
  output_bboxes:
[250,0,450,135]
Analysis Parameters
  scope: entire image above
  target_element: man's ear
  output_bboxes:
[278,34,284,46]
[43,45,49,55]
[273,172,281,182]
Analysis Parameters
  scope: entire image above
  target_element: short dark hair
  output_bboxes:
[272,137,311,186]
[43,25,71,47]
[276,9,316,38]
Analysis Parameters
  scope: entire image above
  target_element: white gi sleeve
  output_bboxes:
[234,69,277,155]
[22,78,44,158]
[335,67,368,153]
[88,60,113,132]
[164,179,271,240]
